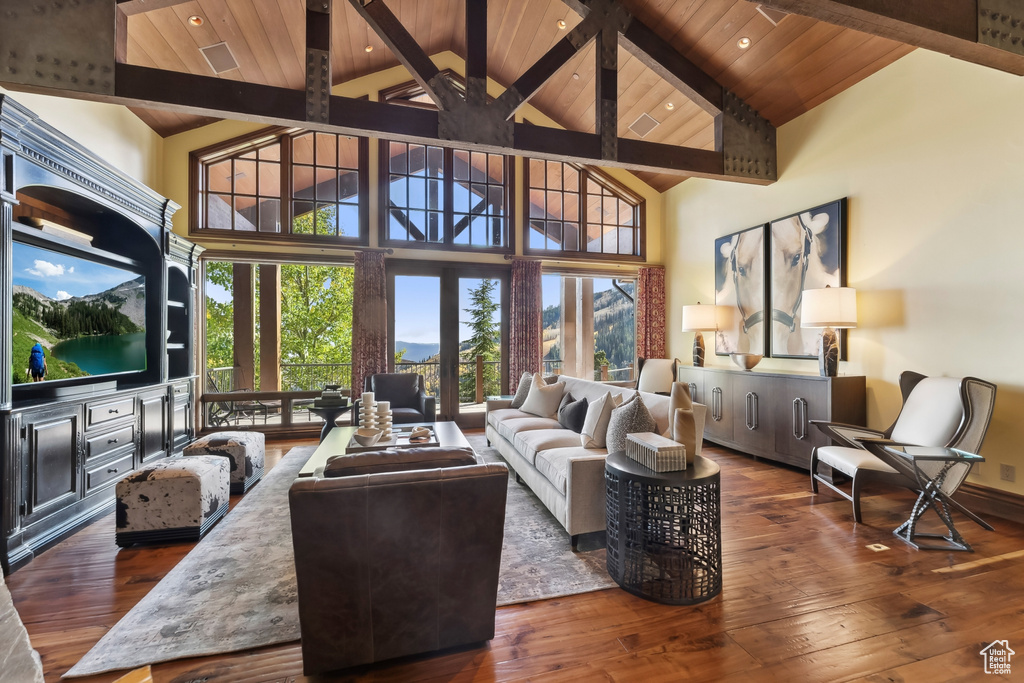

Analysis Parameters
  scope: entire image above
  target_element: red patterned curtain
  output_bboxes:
[636,266,667,360]
[351,251,388,396]
[509,260,542,393]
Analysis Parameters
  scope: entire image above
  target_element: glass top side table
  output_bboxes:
[879,445,987,552]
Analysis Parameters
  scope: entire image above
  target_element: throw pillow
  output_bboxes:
[520,372,564,418]
[558,391,575,415]
[606,393,658,454]
[663,382,695,437]
[558,396,589,433]
[510,372,533,409]
[673,407,698,465]
[580,392,623,449]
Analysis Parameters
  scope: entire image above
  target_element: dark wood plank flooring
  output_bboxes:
[6,436,1024,682]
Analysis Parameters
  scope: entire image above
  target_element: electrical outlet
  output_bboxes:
[1000,464,1016,483]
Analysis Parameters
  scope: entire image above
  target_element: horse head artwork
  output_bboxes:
[714,226,765,354]
[770,206,842,356]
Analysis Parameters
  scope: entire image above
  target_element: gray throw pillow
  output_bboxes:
[558,396,589,433]
[605,394,658,454]
[510,372,533,409]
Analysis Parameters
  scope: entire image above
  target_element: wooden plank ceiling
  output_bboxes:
[125,0,913,191]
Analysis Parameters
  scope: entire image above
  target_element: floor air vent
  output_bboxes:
[200,42,239,74]
[628,112,660,138]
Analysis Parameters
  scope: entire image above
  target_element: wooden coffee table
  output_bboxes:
[298,421,472,477]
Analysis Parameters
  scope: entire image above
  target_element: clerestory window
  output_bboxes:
[525,160,644,259]
[191,127,369,244]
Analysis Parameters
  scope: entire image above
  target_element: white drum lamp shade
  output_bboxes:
[800,287,857,329]
[800,286,857,376]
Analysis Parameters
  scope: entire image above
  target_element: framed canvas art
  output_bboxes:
[768,198,848,359]
[714,224,768,356]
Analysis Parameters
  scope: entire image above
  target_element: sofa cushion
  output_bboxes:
[535,446,607,494]
[324,446,477,477]
[497,416,561,442]
[580,392,622,449]
[558,396,589,433]
[487,407,532,429]
[606,394,658,454]
[512,429,586,467]
[509,372,533,409]
[520,372,565,418]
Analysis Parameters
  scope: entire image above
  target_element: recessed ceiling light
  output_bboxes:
[572,72,580,80]
[557,20,567,30]
[665,102,674,111]
[188,15,204,27]
[737,36,752,49]
[364,45,373,53]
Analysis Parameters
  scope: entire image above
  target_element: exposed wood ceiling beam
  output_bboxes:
[305,1,332,125]
[759,0,1024,76]
[347,0,463,110]
[596,29,618,160]
[465,0,488,108]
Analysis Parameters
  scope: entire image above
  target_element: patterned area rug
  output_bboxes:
[65,435,614,678]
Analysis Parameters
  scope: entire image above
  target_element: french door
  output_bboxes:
[388,261,509,428]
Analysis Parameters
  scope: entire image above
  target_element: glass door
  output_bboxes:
[389,263,508,427]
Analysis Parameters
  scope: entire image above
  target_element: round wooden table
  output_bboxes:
[605,451,722,604]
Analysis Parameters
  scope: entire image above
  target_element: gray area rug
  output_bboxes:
[65,435,614,678]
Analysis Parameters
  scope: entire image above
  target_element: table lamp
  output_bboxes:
[681,303,717,367]
[800,285,857,377]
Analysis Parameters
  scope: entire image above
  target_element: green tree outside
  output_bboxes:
[459,278,500,401]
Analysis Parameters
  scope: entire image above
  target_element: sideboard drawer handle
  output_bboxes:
[108,408,119,414]
[107,467,119,474]
[745,392,759,431]
[108,438,118,444]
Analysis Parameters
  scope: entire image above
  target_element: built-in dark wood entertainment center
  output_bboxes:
[0,96,202,573]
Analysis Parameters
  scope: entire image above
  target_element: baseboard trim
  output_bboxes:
[955,483,1024,525]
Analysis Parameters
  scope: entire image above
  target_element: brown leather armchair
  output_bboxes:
[353,373,436,425]
[288,447,508,675]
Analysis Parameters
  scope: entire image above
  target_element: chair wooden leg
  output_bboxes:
[810,448,819,493]
[851,470,864,523]
[571,534,579,552]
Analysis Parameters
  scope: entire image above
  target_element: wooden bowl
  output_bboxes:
[730,353,763,371]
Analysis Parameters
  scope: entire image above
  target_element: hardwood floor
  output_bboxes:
[7,436,1024,682]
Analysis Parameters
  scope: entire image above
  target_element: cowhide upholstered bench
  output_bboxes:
[115,456,229,547]
[184,430,265,494]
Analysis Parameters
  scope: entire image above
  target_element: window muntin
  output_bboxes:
[526,161,642,259]
[382,142,510,250]
[195,128,367,243]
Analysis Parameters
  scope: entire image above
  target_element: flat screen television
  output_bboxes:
[12,240,146,385]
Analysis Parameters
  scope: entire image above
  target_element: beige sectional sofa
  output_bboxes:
[485,375,706,548]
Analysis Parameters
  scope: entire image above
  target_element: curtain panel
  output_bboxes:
[636,265,667,360]
[509,260,542,393]
[351,251,388,396]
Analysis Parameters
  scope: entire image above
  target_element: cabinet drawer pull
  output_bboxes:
[107,467,119,474]
[108,438,118,444]
[108,408,119,414]
[711,387,723,422]
[792,398,808,440]
[745,391,759,431]
[688,382,698,402]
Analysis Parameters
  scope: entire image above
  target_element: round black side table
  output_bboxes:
[308,404,351,442]
[605,451,722,605]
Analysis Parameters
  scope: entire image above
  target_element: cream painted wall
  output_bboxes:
[161,52,662,267]
[663,49,1024,494]
[0,87,163,189]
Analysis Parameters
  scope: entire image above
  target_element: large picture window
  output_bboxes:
[526,160,644,259]
[381,141,512,251]
[193,128,369,244]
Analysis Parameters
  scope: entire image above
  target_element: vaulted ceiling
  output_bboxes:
[121,0,913,191]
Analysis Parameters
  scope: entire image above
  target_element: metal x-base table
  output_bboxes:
[880,445,992,552]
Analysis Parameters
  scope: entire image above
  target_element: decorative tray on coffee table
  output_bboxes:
[346,425,440,453]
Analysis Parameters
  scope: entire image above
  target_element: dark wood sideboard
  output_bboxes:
[676,366,866,469]
[0,95,202,573]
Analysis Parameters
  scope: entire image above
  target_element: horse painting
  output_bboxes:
[714,225,766,355]
[769,199,845,357]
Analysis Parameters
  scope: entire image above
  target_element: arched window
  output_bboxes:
[191,127,369,244]
[525,160,644,259]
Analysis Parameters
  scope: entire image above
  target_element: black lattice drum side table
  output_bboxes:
[605,451,722,605]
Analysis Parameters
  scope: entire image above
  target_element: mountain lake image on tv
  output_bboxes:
[12,241,146,384]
